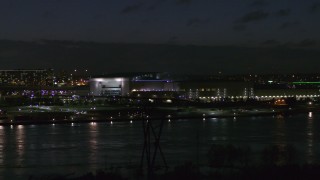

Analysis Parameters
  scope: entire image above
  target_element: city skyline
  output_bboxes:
[1,39,320,74]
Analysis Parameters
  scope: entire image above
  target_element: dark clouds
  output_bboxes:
[186,17,210,27]
[121,0,192,13]
[260,39,280,46]
[1,40,320,74]
[275,9,291,17]
[176,0,192,5]
[0,0,319,49]
[260,39,318,48]
[166,36,179,44]
[233,24,247,32]
[41,11,55,19]
[250,0,268,7]
[234,5,296,33]
[238,11,269,23]
[233,10,269,31]
[280,21,299,29]
[120,0,192,13]
[121,2,144,14]
[298,39,317,47]
[310,2,320,13]
[147,0,166,11]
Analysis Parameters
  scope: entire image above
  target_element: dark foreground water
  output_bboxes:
[0,112,320,179]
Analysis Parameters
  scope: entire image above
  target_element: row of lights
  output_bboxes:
[199,95,320,99]
[260,95,320,98]
[3,115,174,128]
[4,111,315,128]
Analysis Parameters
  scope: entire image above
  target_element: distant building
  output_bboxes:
[54,70,89,87]
[0,69,54,87]
[90,77,130,96]
[178,81,253,100]
[89,73,320,101]
[89,73,253,100]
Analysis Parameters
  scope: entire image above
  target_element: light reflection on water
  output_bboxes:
[307,112,314,164]
[274,117,286,145]
[0,126,5,164]
[89,122,98,168]
[0,113,319,179]
[15,125,25,165]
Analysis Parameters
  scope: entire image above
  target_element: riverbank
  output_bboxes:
[0,104,318,126]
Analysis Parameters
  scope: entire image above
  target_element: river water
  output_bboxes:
[0,112,319,179]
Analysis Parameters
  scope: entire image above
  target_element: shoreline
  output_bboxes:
[0,107,316,126]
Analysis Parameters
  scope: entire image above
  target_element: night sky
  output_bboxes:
[0,0,320,74]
